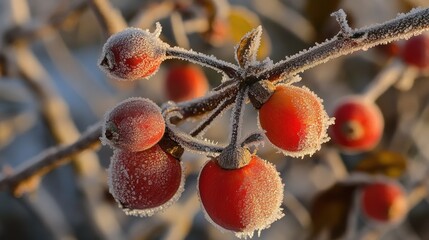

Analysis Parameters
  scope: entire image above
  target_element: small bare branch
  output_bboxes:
[87,0,127,35]
[0,124,102,196]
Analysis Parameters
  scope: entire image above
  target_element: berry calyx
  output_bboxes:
[361,182,408,223]
[108,144,184,217]
[165,64,209,102]
[330,97,384,152]
[102,97,165,152]
[99,27,168,81]
[198,155,284,238]
[401,34,429,69]
[258,85,332,157]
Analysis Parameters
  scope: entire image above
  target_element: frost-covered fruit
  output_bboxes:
[165,64,209,102]
[330,97,384,152]
[108,145,184,217]
[361,182,408,223]
[99,27,167,81]
[401,34,429,69]
[258,85,332,157]
[198,155,284,238]
[102,97,165,152]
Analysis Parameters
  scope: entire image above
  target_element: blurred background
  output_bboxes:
[1,0,429,239]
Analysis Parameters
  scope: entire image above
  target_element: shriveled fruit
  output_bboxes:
[330,97,384,152]
[99,27,168,80]
[102,97,165,152]
[108,145,184,217]
[198,155,284,238]
[258,85,332,157]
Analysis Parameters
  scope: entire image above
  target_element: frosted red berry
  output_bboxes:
[198,155,284,238]
[99,27,168,81]
[108,145,184,216]
[361,182,408,223]
[258,85,332,157]
[401,34,429,69]
[330,97,384,152]
[165,64,209,102]
[102,97,165,152]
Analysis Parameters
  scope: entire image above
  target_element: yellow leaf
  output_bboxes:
[227,6,271,59]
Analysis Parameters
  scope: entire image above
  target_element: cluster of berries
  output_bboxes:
[97,22,427,237]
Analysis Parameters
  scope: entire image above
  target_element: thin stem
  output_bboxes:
[167,83,239,122]
[0,124,102,195]
[362,60,404,102]
[87,0,127,35]
[259,7,429,82]
[228,86,248,147]
[166,47,240,79]
[163,107,224,155]
[190,95,235,137]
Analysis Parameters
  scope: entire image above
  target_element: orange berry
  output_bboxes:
[258,85,331,157]
[330,97,384,152]
[361,182,408,223]
[165,64,209,102]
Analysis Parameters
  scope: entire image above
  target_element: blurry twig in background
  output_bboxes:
[252,0,316,43]
[87,0,127,35]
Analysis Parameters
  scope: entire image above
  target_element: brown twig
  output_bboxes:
[87,0,127,35]
[0,124,102,196]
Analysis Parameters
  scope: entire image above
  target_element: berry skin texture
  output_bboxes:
[165,65,209,102]
[330,97,384,152]
[198,155,284,238]
[99,27,168,81]
[258,85,332,157]
[108,145,184,217]
[361,182,408,223]
[102,97,165,152]
[401,34,429,69]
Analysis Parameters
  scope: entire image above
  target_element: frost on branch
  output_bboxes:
[331,9,353,37]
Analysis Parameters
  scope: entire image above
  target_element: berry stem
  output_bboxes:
[165,82,239,122]
[163,107,224,155]
[216,86,252,169]
[190,96,236,137]
[228,86,248,148]
[166,47,240,79]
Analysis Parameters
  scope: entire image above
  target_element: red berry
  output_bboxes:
[99,27,168,81]
[102,97,165,152]
[198,155,284,238]
[165,64,209,102]
[361,182,408,223]
[108,145,184,217]
[401,34,429,69]
[330,97,384,152]
[258,85,332,157]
